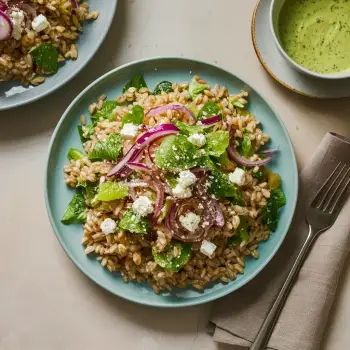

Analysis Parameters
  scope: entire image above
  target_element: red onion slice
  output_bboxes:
[146,104,196,125]
[108,124,179,177]
[17,3,37,17]
[198,115,221,127]
[127,162,152,173]
[258,147,279,155]
[210,199,225,227]
[70,0,78,8]
[0,10,13,40]
[0,2,7,12]
[227,144,272,167]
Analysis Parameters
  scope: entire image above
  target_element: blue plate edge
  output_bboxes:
[44,56,299,308]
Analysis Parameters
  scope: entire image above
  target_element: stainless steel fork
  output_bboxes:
[250,161,350,350]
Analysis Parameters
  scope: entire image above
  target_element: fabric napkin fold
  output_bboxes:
[210,132,350,350]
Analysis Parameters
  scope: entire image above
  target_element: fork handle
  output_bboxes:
[250,226,316,350]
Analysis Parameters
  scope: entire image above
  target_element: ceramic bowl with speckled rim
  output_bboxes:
[0,0,118,111]
[45,57,298,307]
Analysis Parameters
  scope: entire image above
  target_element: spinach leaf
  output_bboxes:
[173,120,204,136]
[97,182,129,201]
[78,124,95,144]
[61,193,86,225]
[238,134,255,157]
[208,170,244,205]
[205,131,229,157]
[189,77,210,99]
[197,101,221,120]
[262,187,286,231]
[153,81,173,95]
[30,43,59,74]
[123,74,148,93]
[67,148,85,161]
[228,216,249,246]
[91,100,118,123]
[252,167,267,181]
[88,133,122,161]
[122,105,144,126]
[118,210,150,234]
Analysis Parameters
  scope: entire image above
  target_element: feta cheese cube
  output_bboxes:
[100,218,116,235]
[178,170,197,188]
[229,168,246,186]
[10,11,25,40]
[172,184,192,198]
[179,212,201,232]
[200,240,217,258]
[188,133,206,148]
[32,14,50,33]
[132,196,153,217]
[120,123,140,139]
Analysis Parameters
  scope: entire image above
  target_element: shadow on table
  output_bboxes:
[0,0,128,142]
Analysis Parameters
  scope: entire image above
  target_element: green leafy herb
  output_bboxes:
[238,134,255,157]
[197,101,221,120]
[118,210,150,234]
[97,182,129,201]
[155,135,200,172]
[122,105,144,126]
[152,242,192,272]
[262,187,286,231]
[205,131,229,157]
[88,133,122,161]
[30,43,59,74]
[91,101,118,123]
[208,170,243,205]
[186,105,199,118]
[164,173,178,188]
[229,96,248,109]
[61,193,86,225]
[78,124,95,144]
[189,77,210,99]
[228,216,249,246]
[123,74,148,93]
[67,148,85,161]
[173,120,204,136]
[252,167,267,181]
[77,181,98,202]
[153,81,173,95]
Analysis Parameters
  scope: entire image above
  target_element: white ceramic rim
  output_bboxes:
[269,0,350,80]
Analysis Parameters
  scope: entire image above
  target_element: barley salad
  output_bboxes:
[0,0,98,85]
[62,75,286,294]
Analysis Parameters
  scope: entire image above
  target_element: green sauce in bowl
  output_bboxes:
[278,0,350,74]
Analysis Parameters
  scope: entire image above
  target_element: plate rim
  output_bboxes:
[0,0,118,111]
[45,56,299,308]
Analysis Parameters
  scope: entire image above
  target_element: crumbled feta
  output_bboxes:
[10,11,25,40]
[178,170,197,188]
[179,212,201,232]
[200,240,217,258]
[100,218,116,235]
[188,133,206,148]
[132,196,153,217]
[120,123,140,139]
[229,167,246,186]
[32,14,50,33]
[172,184,192,198]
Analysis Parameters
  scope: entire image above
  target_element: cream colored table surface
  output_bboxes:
[1,1,350,349]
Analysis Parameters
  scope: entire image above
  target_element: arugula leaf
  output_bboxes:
[97,182,129,201]
[61,193,86,225]
[197,101,221,120]
[153,81,173,95]
[118,210,150,234]
[67,148,85,161]
[262,187,286,231]
[189,77,210,99]
[155,135,200,172]
[123,74,148,93]
[91,101,118,123]
[228,216,249,246]
[173,120,204,136]
[205,131,229,157]
[208,170,244,204]
[78,124,95,144]
[88,133,122,161]
[30,43,59,74]
[122,105,144,126]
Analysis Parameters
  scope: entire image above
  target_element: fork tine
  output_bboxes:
[329,169,350,214]
[313,161,342,208]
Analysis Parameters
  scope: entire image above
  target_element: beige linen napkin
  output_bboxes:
[210,132,350,350]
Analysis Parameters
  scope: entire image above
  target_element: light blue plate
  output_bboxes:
[0,0,117,110]
[45,57,298,307]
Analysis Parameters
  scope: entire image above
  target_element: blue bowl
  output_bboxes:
[45,57,298,307]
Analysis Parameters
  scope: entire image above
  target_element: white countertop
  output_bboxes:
[1,0,350,349]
